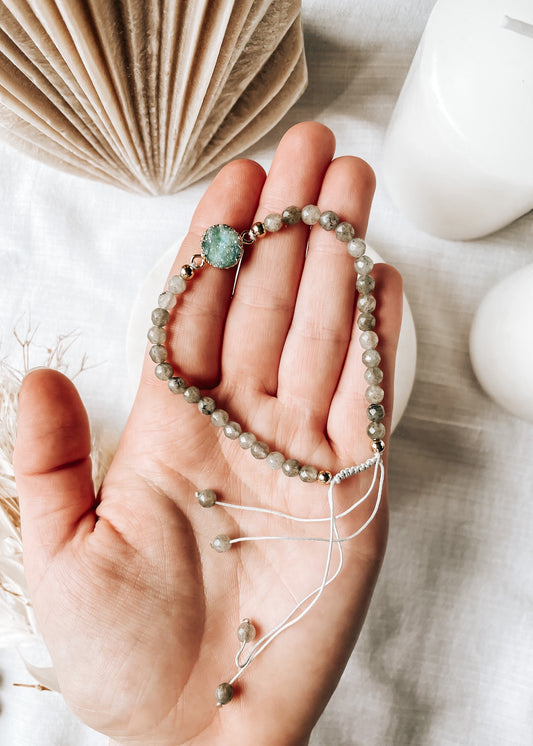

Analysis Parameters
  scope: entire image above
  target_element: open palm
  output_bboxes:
[14,123,402,746]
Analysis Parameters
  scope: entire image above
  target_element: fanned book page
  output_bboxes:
[0,0,307,194]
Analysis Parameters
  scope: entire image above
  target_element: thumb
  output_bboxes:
[13,369,95,579]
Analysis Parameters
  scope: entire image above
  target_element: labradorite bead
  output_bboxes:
[151,307,169,327]
[264,213,283,232]
[224,421,242,439]
[155,362,173,380]
[356,274,375,294]
[168,376,187,394]
[147,326,166,344]
[299,465,318,483]
[362,348,381,367]
[196,489,217,508]
[347,237,366,258]
[215,682,234,706]
[237,620,256,643]
[355,255,374,275]
[357,294,376,314]
[364,367,383,385]
[365,384,385,404]
[367,421,386,440]
[266,451,285,470]
[158,290,177,310]
[335,221,355,243]
[367,403,385,422]
[251,441,269,459]
[212,535,231,553]
[239,432,256,449]
[149,344,167,363]
[282,458,300,477]
[201,224,243,268]
[168,274,187,294]
[211,409,229,427]
[281,206,302,225]
[357,313,376,331]
[301,204,321,225]
[360,331,379,349]
[183,386,201,403]
[198,396,216,415]
[319,210,339,231]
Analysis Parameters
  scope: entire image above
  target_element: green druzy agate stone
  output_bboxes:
[201,224,243,269]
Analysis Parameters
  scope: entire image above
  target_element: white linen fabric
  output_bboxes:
[0,1,532,744]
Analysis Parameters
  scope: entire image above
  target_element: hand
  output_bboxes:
[14,122,402,746]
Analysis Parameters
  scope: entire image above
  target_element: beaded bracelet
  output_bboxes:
[148,205,387,706]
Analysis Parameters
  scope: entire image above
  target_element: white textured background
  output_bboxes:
[1,1,532,744]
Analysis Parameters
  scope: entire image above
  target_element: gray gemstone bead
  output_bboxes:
[360,331,379,349]
[183,386,201,403]
[215,682,234,706]
[355,255,374,275]
[362,348,381,367]
[224,421,242,439]
[301,204,321,225]
[239,432,256,449]
[158,291,177,310]
[356,274,375,294]
[149,344,167,363]
[198,396,216,415]
[264,213,283,232]
[167,274,187,294]
[319,210,339,231]
[251,441,269,459]
[357,313,376,331]
[335,221,355,243]
[155,362,173,380]
[212,534,231,553]
[211,409,229,427]
[147,326,166,344]
[281,206,302,225]
[364,366,384,385]
[347,237,367,258]
[266,451,285,470]
[196,489,217,508]
[367,403,385,422]
[282,458,300,477]
[357,294,376,314]
[365,384,385,404]
[168,376,187,394]
[367,421,386,440]
[151,308,169,327]
[299,465,318,483]
[237,619,256,643]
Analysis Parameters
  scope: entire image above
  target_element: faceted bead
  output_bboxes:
[282,458,300,477]
[251,441,269,459]
[155,362,173,380]
[212,535,231,553]
[319,210,339,231]
[237,619,256,643]
[168,376,187,394]
[367,421,386,440]
[151,308,169,327]
[357,313,376,331]
[357,294,376,314]
[356,274,375,294]
[347,237,366,258]
[281,206,302,225]
[211,409,229,427]
[264,213,283,232]
[362,348,381,367]
[367,403,385,422]
[149,344,167,363]
[196,489,217,508]
[147,326,166,345]
[299,465,318,483]
[360,331,379,349]
[364,367,383,385]
[224,421,242,439]
[215,682,234,706]
[183,386,201,403]
[266,451,285,470]
[355,255,374,275]
[239,432,256,449]
[158,291,177,310]
[301,204,321,225]
[335,221,355,243]
[318,470,333,485]
[365,384,385,404]
[201,224,243,269]
[198,396,216,415]
[168,274,187,294]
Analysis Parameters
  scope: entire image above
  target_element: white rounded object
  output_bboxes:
[127,242,417,433]
[470,263,533,422]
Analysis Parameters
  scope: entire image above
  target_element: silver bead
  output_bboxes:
[251,441,269,459]
[264,213,283,232]
[362,348,381,367]
[347,237,366,258]
[180,264,195,280]
[183,386,201,403]
[239,432,256,449]
[251,222,266,237]
[198,396,216,415]
[364,367,383,385]
[224,421,242,439]
[356,274,375,294]
[355,255,374,275]
[299,465,318,483]
[282,458,300,477]
[319,210,339,231]
[215,682,234,706]
[281,206,302,225]
[158,291,177,310]
[365,384,384,404]
[371,439,386,454]
[301,204,321,225]
[155,362,173,380]
[357,294,376,314]
[360,331,379,350]
[211,534,231,553]
[151,308,169,326]
[211,409,229,427]
[149,344,167,363]
[147,326,166,344]
[318,470,333,485]
[195,489,217,508]
[367,421,386,440]
[335,221,355,243]
[266,451,285,469]
[167,274,187,294]
[357,313,376,331]
[237,619,256,643]
[168,376,187,394]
